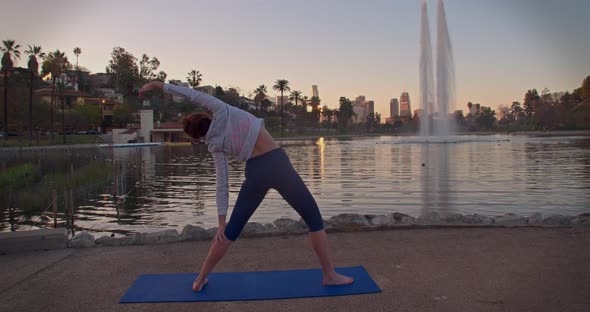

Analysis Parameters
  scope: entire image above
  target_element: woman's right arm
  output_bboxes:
[139,81,226,114]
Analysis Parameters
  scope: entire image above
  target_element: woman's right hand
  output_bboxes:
[138,81,164,100]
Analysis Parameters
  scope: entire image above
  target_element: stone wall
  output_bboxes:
[67,212,590,248]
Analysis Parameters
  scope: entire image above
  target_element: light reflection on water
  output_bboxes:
[1,134,589,235]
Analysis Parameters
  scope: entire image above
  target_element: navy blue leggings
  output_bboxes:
[224,148,324,241]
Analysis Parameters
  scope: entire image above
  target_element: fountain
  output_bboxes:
[420,0,456,139]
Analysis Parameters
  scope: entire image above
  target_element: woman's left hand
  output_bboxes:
[212,228,228,246]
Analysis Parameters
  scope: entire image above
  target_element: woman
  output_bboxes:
[139,81,353,292]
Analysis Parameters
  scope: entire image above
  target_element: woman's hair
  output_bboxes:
[183,112,212,139]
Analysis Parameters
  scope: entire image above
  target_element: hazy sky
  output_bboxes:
[2,0,589,116]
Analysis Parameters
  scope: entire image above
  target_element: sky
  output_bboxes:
[1,0,589,117]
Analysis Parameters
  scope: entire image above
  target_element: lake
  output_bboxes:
[1,133,589,236]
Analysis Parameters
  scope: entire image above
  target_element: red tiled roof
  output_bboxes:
[34,88,88,97]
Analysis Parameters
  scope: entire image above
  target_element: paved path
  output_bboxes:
[1,227,589,312]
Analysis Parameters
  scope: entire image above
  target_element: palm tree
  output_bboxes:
[310,96,321,129]
[42,50,70,144]
[73,47,81,70]
[273,79,290,136]
[289,90,303,131]
[253,84,267,115]
[289,90,302,108]
[1,40,21,141]
[338,97,355,130]
[187,69,202,89]
[26,45,45,145]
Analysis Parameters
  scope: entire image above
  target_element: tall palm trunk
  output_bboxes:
[50,77,55,145]
[61,94,66,144]
[3,74,7,142]
[280,90,284,137]
[29,71,33,146]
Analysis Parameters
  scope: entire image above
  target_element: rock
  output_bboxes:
[444,213,465,224]
[572,214,590,227]
[364,214,378,223]
[541,214,572,226]
[140,229,179,245]
[494,213,526,227]
[273,218,307,234]
[180,225,208,241]
[242,222,277,237]
[95,236,121,247]
[528,213,544,226]
[68,231,95,248]
[205,227,218,239]
[371,214,395,227]
[401,216,417,225]
[119,234,142,246]
[463,214,494,225]
[329,214,371,232]
[393,213,410,224]
[417,211,442,225]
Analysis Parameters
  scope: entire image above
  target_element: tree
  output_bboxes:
[309,96,321,129]
[42,50,70,144]
[1,39,21,141]
[475,106,496,130]
[73,47,81,70]
[580,76,590,100]
[523,89,540,119]
[253,85,267,115]
[25,45,45,145]
[105,47,139,96]
[113,105,132,128]
[273,79,290,136]
[289,90,302,130]
[261,98,272,115]
[187,70,202,89]
[338,97,355,130]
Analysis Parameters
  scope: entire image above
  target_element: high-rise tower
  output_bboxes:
[390,98,399,118]
[400,92,411,117]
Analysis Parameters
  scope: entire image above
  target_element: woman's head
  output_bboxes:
[183,112,212,139]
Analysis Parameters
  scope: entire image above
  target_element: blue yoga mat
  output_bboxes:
[120,266,381,303]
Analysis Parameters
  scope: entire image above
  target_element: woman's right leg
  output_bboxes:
[193,178,268,292]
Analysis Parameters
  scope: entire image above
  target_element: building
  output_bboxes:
[390,98,399,118]
[96,88,124,103]
[151,121,188,143]
[414,109,425,119]
[196,85,216,96]
[366,101,375,116]
[312,85,319,98]
[400,92,411,117]
[275,95,289,108]
[34,88,87,109]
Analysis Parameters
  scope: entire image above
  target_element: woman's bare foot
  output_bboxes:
[192,278,208,292]
[323,272,354,286]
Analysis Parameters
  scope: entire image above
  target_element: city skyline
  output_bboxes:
[1,0,589,117]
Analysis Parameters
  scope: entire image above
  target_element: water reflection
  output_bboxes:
[1,134,589,235]
[420,144,452,216]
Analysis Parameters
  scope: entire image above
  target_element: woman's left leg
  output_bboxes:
[273,158,353,285]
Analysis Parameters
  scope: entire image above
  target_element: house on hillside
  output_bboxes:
[151,121,191,143]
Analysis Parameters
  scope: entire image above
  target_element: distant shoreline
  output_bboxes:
[0,130,588,152]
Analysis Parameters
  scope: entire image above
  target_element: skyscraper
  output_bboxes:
[312,85,319,98]
[366,101,375,116]
[390,98,399,117]
[400,92,411,117]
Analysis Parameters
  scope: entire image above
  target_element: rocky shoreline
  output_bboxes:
[68,212,590,248]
